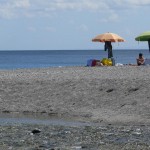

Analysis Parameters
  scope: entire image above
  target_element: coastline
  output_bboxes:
[0,66,150,125]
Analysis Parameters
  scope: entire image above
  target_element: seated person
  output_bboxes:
[137,53,145,66]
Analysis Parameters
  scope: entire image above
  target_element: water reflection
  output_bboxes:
[0,113,94,126]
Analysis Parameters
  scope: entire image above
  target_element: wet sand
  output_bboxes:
[1,122,150,150]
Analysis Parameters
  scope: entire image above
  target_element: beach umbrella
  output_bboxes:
[92,32,125,58]
[135,31,150,52]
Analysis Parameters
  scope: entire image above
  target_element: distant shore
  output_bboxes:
[0,66,150,125]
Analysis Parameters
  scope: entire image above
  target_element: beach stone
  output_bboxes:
[31,129,41,134]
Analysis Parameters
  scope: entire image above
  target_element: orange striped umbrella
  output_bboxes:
[92,32,125,59]
[92,32,125,42]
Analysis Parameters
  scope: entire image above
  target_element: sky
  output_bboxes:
[0,0,150,50]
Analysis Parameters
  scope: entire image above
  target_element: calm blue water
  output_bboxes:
[0,50,149,69]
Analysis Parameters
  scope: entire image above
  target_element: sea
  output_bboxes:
[0,49,149,70]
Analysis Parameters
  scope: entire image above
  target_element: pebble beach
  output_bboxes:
[0,66,150,149]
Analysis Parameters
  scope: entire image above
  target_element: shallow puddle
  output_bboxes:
[0,112,95,126]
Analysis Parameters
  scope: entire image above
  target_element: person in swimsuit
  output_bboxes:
[137,53,145,66]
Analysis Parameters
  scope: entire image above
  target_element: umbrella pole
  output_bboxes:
[108,49,113,58]
[148,40,150,52]
[108,42,113,58]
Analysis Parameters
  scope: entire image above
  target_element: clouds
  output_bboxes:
[122,0,150,5]
[0,0,150,19]
[0,0,30,18]
[0,0,149,50]
[31,0,109,11]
